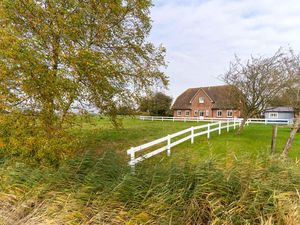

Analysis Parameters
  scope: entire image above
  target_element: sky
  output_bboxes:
[149,0,300,99]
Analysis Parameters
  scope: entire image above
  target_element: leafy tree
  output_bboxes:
[139,92,172,116]
[223,49,297,135]
[0,0,167,162]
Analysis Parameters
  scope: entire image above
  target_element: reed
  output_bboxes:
[1,151,299,224]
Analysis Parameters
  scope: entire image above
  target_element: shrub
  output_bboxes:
[0,113,81,165]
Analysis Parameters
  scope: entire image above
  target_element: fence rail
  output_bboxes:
[127,120,241,170]
[127,116,294,170]
[139,116,293,125]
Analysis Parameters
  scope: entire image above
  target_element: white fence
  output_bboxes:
[139,116,293,125]
[127,120,241,170]
[246,118,293,124]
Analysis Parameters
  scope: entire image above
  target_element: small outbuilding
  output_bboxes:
[264,107,295,120]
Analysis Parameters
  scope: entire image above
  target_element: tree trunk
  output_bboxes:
[282,114,300,157]
[236,117,248,135]
[271,125,278,155]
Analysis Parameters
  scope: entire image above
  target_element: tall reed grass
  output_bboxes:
[0,151,299,224]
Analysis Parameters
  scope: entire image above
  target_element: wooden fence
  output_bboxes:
[127,120,241,170]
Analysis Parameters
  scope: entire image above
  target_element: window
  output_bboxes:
[217,110,222,117]
[199,97,205,103]
[206,110,209,117]
[227,110,233,117]
[185,111,190,116]
[177,110,181,116]
[269,112,278,119]
[194,110,198,116]
[199,111,204,117]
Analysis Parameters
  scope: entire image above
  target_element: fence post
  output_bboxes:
[265,119,267,125]
[191,127,194,144]
[219,121,221,135]
[207,123,210,139]
[173,117,175,122]
[152,116,153,121]
[227,120,229,132]
[129,147,135,172]
[271,125,278,155]
[162,117,164,122]
[184,117,186,122]
[167,135,171,156]
[234,119,236,130]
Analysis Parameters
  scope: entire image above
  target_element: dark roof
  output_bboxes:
[172,85,238,110]
[265,107,294,112]
[202,85,237,109]
[172,88,199,110]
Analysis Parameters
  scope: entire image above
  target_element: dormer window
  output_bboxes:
[199,97,204,103]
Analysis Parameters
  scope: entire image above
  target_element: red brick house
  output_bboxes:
[172,85,241,118]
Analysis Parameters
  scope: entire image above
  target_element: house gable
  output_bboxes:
[190,89,213,108]
[190,88,214,104]
[189,89,214,117]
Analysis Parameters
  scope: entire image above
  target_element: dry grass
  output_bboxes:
[0,152,300,225]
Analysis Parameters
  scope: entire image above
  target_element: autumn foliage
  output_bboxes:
[0,0,167,163]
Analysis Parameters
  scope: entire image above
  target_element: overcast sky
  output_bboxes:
[149,0,300,99]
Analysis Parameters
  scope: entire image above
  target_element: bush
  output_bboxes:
[0,113,81,166]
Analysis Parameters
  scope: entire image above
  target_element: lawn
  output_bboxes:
[1,117,300,224]
[79,117,300,161]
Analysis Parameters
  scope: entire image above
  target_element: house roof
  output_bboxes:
[202,85,236,109]
[172,85,238,110]
[265,107,294,112]
[172,88,199,110]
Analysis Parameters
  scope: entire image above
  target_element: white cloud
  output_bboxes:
[150,0,300,98]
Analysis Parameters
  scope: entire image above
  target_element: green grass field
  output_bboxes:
[1,117,300,224]
[79,117,300,160]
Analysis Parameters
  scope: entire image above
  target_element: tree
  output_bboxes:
[139,92,172,116]
[252,56,300,157]
[223,49,297,135]
[280,81,300,157]
[0,0,167,162]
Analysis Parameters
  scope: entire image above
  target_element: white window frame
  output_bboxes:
[205,110,209,117]
[217,110,222,117]
[185,110,190,116]
[227,110,233,118]
[194,110,198,116]
[199,97,205,104]
[269,112,278,119]
[177,110,181,116]
[199,111,204,117]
